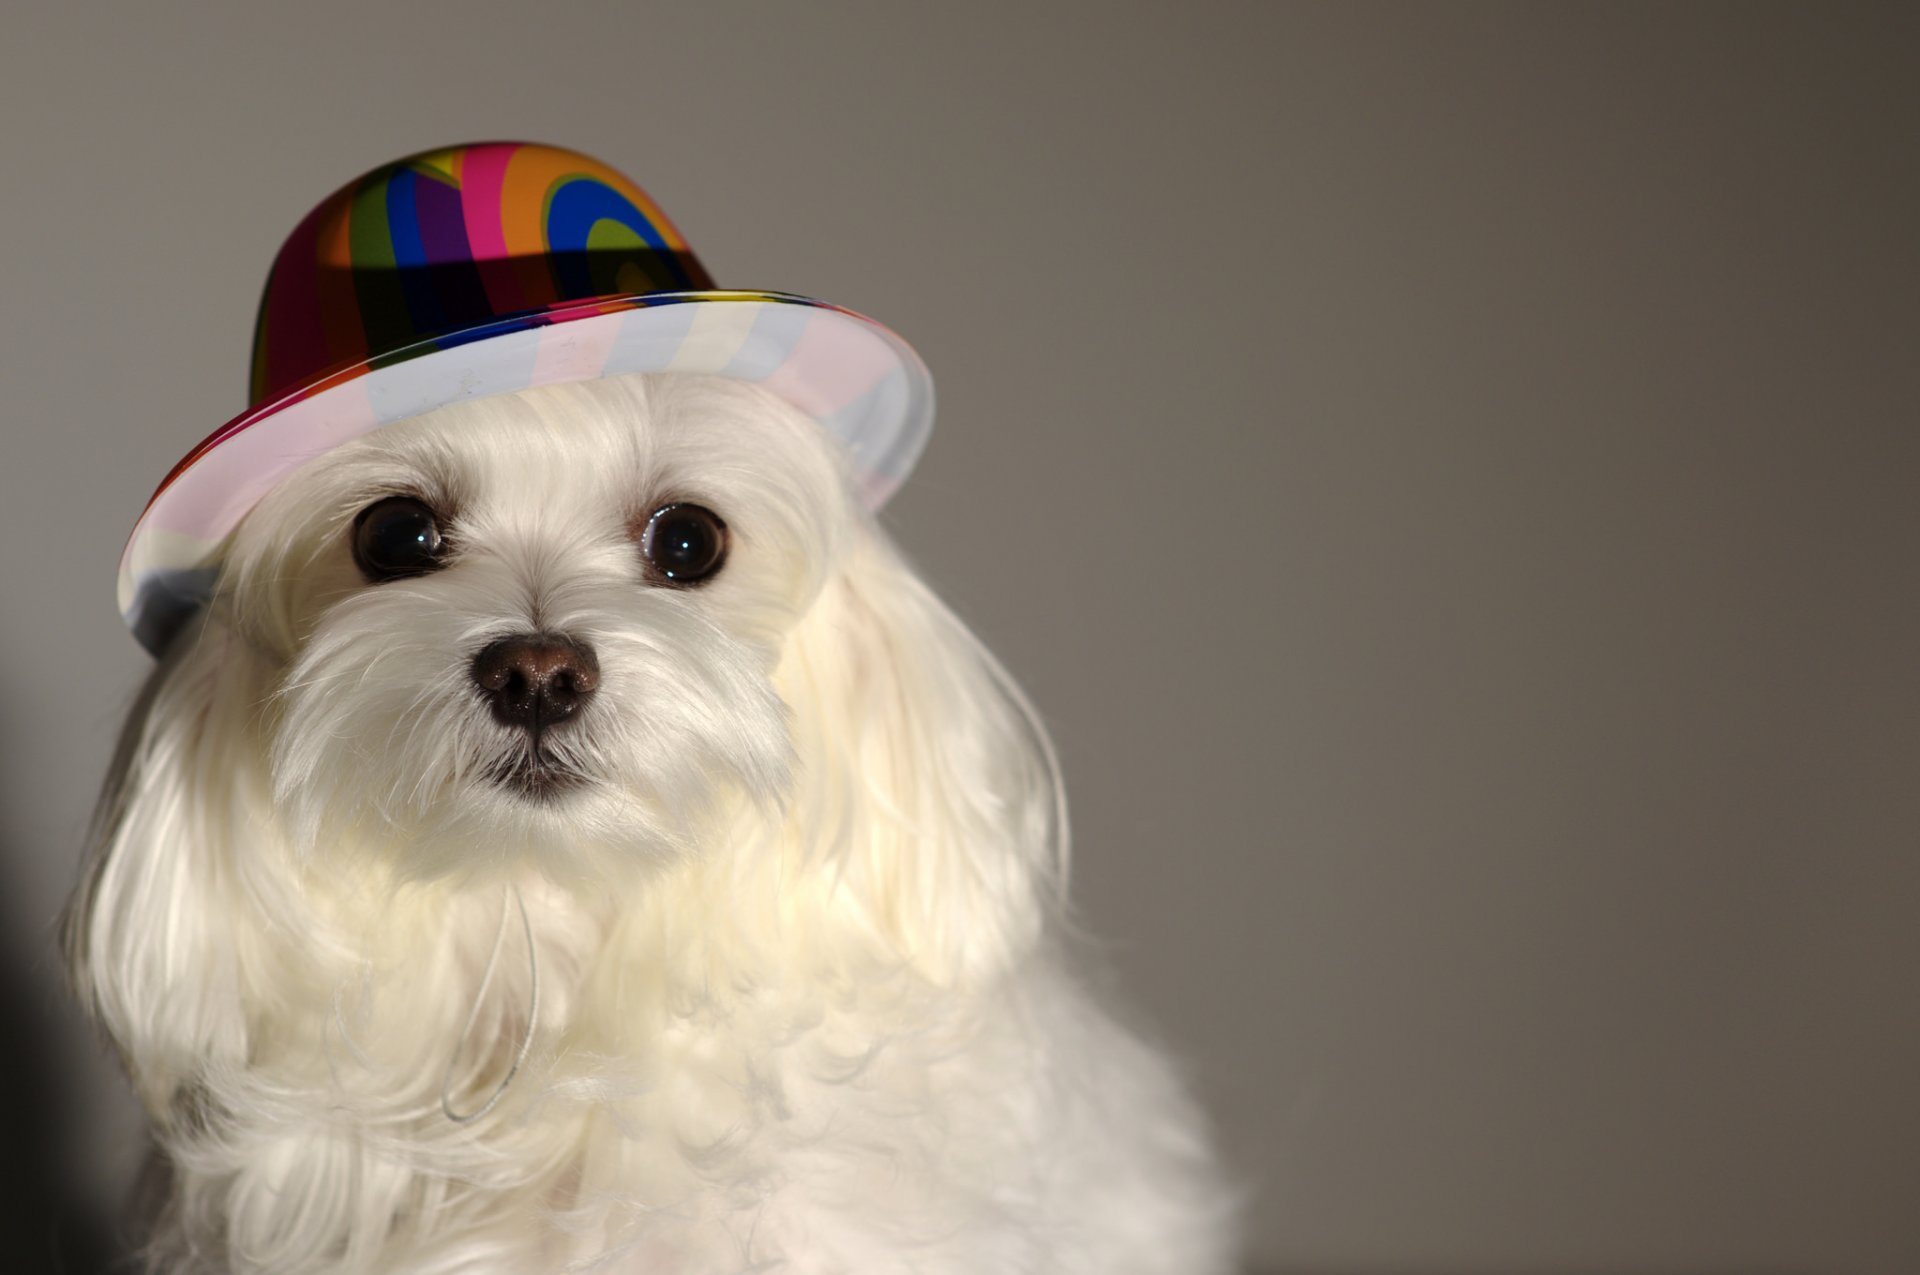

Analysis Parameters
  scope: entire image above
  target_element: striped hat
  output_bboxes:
[120,141,934,655]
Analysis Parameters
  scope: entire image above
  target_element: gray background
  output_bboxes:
[2,3,1916,1272]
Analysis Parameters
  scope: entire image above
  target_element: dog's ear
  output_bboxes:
[778,531,1068,983]
[65,618,272,1123]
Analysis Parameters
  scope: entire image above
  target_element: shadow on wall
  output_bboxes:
[0,702,142,1273]
[0,950,138,1273]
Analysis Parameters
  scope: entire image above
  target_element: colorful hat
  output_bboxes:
[119,141,934,655]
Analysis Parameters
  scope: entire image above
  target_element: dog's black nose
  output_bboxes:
[471,634,599,733]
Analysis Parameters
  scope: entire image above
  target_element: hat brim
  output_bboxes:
[119,290,934,655]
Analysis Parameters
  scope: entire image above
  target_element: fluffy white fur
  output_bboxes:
[67,373,1234,1273]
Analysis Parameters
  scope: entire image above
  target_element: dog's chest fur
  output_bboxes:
[211,865,1193,1275]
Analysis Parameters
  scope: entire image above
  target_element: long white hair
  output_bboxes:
[59,374,1171,1273]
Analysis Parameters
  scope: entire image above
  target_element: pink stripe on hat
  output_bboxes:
[761,312,900,418]
[459,142,523,314]
[530,311,622,388]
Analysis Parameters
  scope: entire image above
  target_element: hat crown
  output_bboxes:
[250,142,713,408]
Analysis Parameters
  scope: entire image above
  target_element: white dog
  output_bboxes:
[68,371,1234,1273]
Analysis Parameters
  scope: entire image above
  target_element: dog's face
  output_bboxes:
[220,373,855,880]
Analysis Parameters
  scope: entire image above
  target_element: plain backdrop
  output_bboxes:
[2,4,1917,1273]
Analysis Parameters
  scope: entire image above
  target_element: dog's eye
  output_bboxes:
[352,496,448,582]
[639,502,728,584]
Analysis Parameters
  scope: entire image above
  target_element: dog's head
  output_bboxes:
[130,372,1061,980]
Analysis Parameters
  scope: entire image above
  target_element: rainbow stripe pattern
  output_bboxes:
[120,142,934,655]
